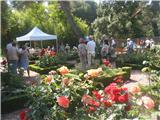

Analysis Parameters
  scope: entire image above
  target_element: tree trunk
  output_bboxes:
[59,1,83,39]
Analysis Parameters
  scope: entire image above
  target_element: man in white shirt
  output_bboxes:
[6,42,19,74]
[145,38,151,48]
[87,36,96,67]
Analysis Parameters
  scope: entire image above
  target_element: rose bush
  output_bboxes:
[25,66,156,120]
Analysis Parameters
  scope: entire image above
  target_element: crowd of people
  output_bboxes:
[3,36,156,75]
[77,35,117,71]
[125,38,155,53]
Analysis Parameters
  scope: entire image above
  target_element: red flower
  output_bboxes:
[40,49,45,56]
[89,106,96,112]
[20,111,28,120]
[109,94,119,102]
[118,93,129,103]
[121,87,128,91]
[57,96,70,108]
[111,87,121,95]
[92,90,102,100]
[102,100,112,107]
[89,100,100,107]
[50,51,56,56]
[104,83,117,94]
[103,59,110,66]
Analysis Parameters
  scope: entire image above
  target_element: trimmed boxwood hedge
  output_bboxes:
[29,64,58,74]
[29,63,75,74]
[94,66,132,87]
[1,94,28,114]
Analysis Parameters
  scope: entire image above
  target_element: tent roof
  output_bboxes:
[16,27,57,41]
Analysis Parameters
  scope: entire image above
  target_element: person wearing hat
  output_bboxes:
[78,38,87,71]
[126,38,134,53]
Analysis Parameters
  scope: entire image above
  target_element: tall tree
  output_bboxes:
[92,1,157,39]
[150,1,160,36]
[59,1,84,38]
[70,1,97,25]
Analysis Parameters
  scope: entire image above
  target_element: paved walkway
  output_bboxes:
[1,70,153,120]
[124,70,150,87]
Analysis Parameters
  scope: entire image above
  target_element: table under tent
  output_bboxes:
[16,27,58,50]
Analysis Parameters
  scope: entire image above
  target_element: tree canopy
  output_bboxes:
[1,1,160,50]
[92,1,160,40]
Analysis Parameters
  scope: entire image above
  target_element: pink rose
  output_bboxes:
[137,96,155,110]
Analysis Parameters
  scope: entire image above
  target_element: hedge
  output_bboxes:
[1,94,28,114]
[29,63,75,74]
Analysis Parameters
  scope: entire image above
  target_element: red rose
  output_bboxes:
[121,87,128,91]
[118,93,129,103]
[92,90,102,100]
[102,100,112,107]
[57,96,70,108]
[109,94,119,102]
[104,83,117,94]
[89,100,100,107]
[103,59,110,66]
[20,111,28,120]
[89,106,96,112]
[111,87,121,95]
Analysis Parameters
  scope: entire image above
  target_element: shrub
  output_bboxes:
[116,52,149,69]
[1,72,27,113]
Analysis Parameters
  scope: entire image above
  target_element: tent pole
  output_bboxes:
[41,40,43,48]
[30,41,31,48]
[56,39,58,53]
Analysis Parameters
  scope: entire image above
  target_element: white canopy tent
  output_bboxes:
[16,27,58,49]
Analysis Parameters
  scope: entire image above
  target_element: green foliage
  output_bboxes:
[70,1,97,25]
[35,55,61,68]
[116,51,149,69]
[1,1,89,50]
[1,72,27,114]
[92,1,159,39]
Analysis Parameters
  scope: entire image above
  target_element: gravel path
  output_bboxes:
[1,70,153,120]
